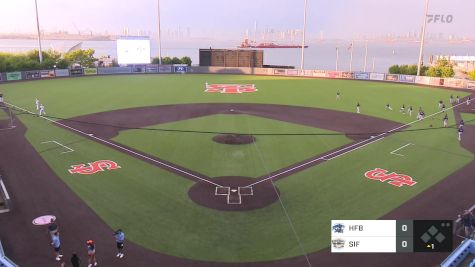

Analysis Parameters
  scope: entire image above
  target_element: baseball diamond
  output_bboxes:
[0,74,474,267]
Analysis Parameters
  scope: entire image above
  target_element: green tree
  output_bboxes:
[426,58,454,78]
[388,65,400,74]
[180,56,192,66]
[161,57,172,64]
[171,57,181,64]
[64,48,97,68]
[468,69,475,80]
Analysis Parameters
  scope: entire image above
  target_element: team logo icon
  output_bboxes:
[205,84,258,94]
[68,160,121,175]
[332,223,345,234]
[364,168,417,187]
[331,238,346,249]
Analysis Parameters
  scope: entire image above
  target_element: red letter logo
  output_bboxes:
[205,84,257,94]
[68,160,121,175]
[364,168,417,187]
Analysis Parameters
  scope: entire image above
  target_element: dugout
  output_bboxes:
[199,49,263,68]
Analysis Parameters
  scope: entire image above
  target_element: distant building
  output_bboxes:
[199,49,263,68]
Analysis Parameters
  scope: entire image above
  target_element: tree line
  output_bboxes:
[0,49,192,73]
[387,58,475,79]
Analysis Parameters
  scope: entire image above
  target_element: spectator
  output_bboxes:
[71,253,80,267]
[86,240,98,267]
[51,232,63,261]
[48,218,59,237]
[460,210,473,238]
[114,229,125,258]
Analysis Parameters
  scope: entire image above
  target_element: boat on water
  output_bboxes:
[238,38,308,49]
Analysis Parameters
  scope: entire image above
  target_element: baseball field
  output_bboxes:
[0,73,474,266]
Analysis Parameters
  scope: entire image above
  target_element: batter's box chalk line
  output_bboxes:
[215,186,254,205]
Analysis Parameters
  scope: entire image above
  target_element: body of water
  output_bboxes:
[0,38,473,73]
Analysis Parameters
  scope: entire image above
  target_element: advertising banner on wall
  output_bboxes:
[369,73,385,81]
[302,70,313,76]
[313,70,328,78]
[98,67,132,75]
[467,81,475,89]
[385,74,399,82]
[6,72,22,81]
[444,78,464,88]
[174,66,188,73]
[145,64,159,73]
[84,68,98,75]
[286,69,299,76]
[70,68,84,76]
[399,75,416,83]
[40,70,55,78]
[354,72,370,80]
[415,76,431,85]
[55,69,70,77]
[429,77,442,86]
[340,72,354,79]
[327,71,340,78]
[25,70,41,80]
[158,65,172,73]
[273,69,286,75]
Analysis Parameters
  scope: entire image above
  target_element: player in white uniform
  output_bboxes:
[39,104,46,116]
[356,102,360,113]
[35,98,40,110]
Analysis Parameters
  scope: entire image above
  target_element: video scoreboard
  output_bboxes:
[331,220,453,253]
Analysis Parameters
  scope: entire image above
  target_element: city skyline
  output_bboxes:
[0,0,473,41]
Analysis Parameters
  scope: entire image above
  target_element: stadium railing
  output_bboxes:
[0,240,18,267]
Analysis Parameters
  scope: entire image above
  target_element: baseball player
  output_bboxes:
[356,102,360,113]
[336,91,341,100]
[205,81,208,89]
[468,96,472,106]
[385,104,392,110]
[443,113,448,127]
[458,127,464,141]
[39,103,46,116]
[456,95,460,104]
[442,103,446,111]
[114,229,125,258]
[438,100,443,110]
[408,106,413,116]
[400,104,405,113]
[450,95,454,104]
[35,98,40,110]
[460,119,465,129]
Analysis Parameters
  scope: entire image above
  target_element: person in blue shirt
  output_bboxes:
[114,229,125,258]
[51,232,63,261]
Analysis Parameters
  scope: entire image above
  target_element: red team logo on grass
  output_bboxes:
[68,160,121,175]
[364,168,417,187]
[205,84,257,94]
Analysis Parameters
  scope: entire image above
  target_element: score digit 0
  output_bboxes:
[402,224,407,232]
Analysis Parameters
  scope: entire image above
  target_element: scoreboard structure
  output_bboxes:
[331,220,453,253]
[199,49,263,68]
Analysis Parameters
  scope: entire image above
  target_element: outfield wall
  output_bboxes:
[0,65,474,91]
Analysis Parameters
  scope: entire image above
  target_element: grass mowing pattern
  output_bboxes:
[112,114,351,178]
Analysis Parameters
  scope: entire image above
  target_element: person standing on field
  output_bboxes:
[114,229,125,258]
[71,253,80,267]
[51,232,63,261]
[356,102,360,113]
[35,98,40,110]
[39,103,46,116]
[86,240,98,267]
[336,91,341,100]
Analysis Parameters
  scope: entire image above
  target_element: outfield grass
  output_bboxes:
[112,114,351,178]
[1,74,473,262]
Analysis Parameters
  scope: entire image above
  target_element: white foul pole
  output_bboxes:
[363,40,368,72]
[157,0,163,64]
[417,0,430,76]
[349,41,354,72]
[34,0,43,63]
[336,46,339,71]
[300,0,308,71]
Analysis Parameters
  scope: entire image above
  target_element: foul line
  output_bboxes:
[5,102,222,188]
[0,178,10,200]
[246,101,469,188]
[41,140,74,154]
[390,143,414,157]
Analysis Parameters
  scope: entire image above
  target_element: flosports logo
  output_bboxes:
[364,168,417,187]
[205,84,257,94]
[68,160,121,175]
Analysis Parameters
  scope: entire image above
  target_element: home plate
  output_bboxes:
[231,189,237,192]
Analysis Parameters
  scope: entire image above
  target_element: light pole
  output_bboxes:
[417,0,430,76]
[157,0,162,65]
[34,0,43,64]
[300,0,308,72]
[363,40,368,72]
[336,46,339,71]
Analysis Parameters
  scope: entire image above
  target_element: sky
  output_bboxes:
[0,0,473,40]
